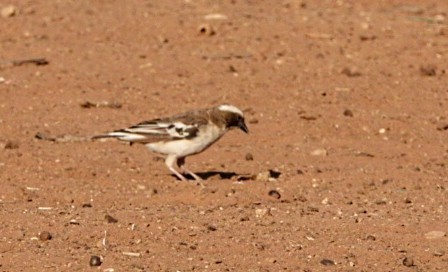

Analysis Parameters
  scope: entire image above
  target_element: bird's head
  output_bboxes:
[218,104,249,133]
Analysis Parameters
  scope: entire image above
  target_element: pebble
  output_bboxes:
[320,259,335,266]
[402,257,414,267]
[1,5,17,18]
[3,140,19,149]
[198,24,215,36]
[434,250,445,257]
[105,214,118,223]
[255,208,271,218]
[89,255,102,266]
[255,172,271,182]
[245,153,254,161]
[341,67,362,77]
[310,148,328,156]
[424,231,446,239]
[343,109,354,117]
[436,122,448,131]
[39,231,52,241]
[204,13,227,20]
[420,65,437,76]
[268,190,281,199]
[207,224,217,231]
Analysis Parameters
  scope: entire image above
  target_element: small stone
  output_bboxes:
[204,13,227,20]
[207,225,217,231]
[4,140,19,149]
[424,231,446,239]
[320,259,335,266]
[434,250,445,257]
[402,257,414,267]
[82,203,92,208]
[375,199,387,205]
[105,214,118,223]
[310,148,327,156]
[420,65,437,76]
[89,255,102,266]
[1,5,17,18]
[269,170,281,178]
[307,206,319,212]
[436,122,448,131]
[248,118,259,124]
[341,67,362,77]
[256,171,276,182]
[268,190,281,199]
[39,231,52,241]
[343,109,354,117]
[255,208,271,218]
[198,24,215,36]
[245,153,254,161]
[365,235,376,241]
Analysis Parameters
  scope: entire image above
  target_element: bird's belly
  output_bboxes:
[146,126,223,157]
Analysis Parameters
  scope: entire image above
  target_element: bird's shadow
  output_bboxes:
[172,171,251,181]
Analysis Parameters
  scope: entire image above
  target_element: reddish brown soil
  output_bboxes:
[1,1,448,271]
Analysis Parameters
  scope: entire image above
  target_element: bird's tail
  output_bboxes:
[91,130,148,142]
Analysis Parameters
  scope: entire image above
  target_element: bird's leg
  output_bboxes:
[165,155,187,181]
[177,157,203,181]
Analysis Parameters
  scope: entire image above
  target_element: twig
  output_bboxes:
[122,252,141,257]
[0,58,49,69]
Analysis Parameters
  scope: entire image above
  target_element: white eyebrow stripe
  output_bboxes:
[218,104,243,116]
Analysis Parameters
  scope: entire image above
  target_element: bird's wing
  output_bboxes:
[93,110,210,143]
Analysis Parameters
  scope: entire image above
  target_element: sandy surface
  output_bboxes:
[1,0,448,271]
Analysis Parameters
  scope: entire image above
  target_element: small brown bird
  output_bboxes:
[93,104,249,181]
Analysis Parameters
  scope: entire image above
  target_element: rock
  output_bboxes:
[434,250,445,257]
[320,259,335,266]
[402,257,414,267]
[204,13,227,20]
[89,255,102,266]
[257,173,271,182]
[105,214,118,223]
[39,231,52,241]
[420,65,437,76]
[1,5,17,18]
[256,170,281,182]
[268,190,281,199]
[424,231,446,239]
[310,148,328,156]
[248,118,259,124]
[343,109,354,117]
[207,224,217,231]
[198,24,215,36]
[245,153,254,161]
[255,208,271,218]
[436,122,448,131]
[341,67,362,77]
[3,140,19,149]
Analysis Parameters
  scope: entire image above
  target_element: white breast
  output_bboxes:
[146,124,225,157]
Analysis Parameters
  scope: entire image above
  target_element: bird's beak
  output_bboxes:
[238,119,249,134]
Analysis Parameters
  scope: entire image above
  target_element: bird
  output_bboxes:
[92,104,249,181]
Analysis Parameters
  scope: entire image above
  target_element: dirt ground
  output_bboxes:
[1,0,448,271]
